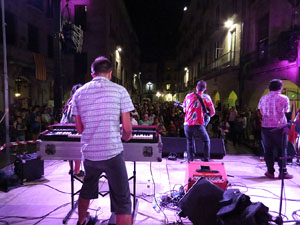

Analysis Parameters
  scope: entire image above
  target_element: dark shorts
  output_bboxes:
[79,153,131,215]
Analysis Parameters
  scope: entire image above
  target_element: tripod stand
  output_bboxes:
[270,114,300,225]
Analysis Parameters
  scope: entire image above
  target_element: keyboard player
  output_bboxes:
[71,56,133,225]
[60,83,84,177]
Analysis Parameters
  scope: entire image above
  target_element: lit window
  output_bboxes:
[166,84,171,90]
[146,82,153,91]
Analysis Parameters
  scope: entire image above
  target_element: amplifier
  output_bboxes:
[14,153,44,182]
[185,161,228,191]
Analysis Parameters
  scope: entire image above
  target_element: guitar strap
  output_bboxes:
[194,92,209,114]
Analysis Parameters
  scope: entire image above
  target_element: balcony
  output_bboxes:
[201,50,240,75]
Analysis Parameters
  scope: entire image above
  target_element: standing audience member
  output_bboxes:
[41,107,52,131]
[60,84,84,177]
[30,106,41,140]
[13,116,27,141]
[219,117,230,144]
[167,120,177,137]
[183,80,215,162]
[139,113,152,125]
[228,106,238,145]
[258,79,293,179]
[130,113,138,125]
[153,117,167,136]
[72,56,133,225]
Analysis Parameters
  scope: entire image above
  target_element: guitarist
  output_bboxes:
[182,80,215,162]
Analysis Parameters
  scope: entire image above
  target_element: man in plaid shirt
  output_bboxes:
[258,79,293,179]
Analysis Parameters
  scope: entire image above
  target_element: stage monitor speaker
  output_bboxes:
[161,137,226,159]
[14,153,44,182]
[161,137,186,154]
[178,177,224,225]
[195,138,226,159]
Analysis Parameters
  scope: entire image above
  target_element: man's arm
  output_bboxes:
[208,104,215,117]
[75,115,84,134]
[121,112,132,141]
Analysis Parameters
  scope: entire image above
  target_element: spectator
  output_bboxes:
[153,117,167,136]
[167,120,177,137]
[219,118,230,142]
[139,113,152,125]
[130,113,138,125]
[13,116,27,141]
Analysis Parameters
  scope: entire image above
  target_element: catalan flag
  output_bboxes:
[33,53,47,81]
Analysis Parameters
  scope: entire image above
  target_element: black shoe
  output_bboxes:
[76,215,97,225]
[74,170,85,177]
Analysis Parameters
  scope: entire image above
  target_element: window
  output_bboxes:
[74,53,87,83]
[47,35,53,58]
[257,14,269,61]
[46,0,53,18]
[215,6,220,29]
[166,84,171,90]
[146,82,153,92]
[205,21,210,35]
[28,24,39,53]
[205,51,208,67]
[0,10,17,45]
[232,0,237,13]
[197,62,201,76]
[27,0,43,10]
[75,5,87,31]
[215,41,220,59]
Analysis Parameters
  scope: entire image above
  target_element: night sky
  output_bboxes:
[124,0,189,62]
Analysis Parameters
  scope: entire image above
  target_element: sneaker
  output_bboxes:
[278,173,293,179]
[77,213,97,225]
[74,170,85,177]
[264,172,275,179]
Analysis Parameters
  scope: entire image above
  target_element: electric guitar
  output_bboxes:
[174,100,211,126]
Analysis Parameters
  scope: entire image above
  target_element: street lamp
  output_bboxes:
[224,19,234,29]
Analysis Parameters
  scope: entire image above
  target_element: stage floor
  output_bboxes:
[0,154,300,225]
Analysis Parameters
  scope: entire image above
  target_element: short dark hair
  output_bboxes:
[269,79,282,91]
[91,56,112,75]
[71,84,82,96]
[196,80,207,91]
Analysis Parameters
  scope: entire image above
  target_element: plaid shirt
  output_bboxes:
[72,76,134,161]
[258,91,290,128]
[183,91,213,126]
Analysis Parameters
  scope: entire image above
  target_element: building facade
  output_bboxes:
[0,0,140,112]
[176,0,300,110]
[0,0,56,110]
[60,0,140,102]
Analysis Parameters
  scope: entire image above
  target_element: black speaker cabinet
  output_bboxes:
[14,153,44,182]
[162,137,226,159]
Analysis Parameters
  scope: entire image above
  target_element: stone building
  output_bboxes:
[176,0,300,110]
[60,0,140,102]
[0,0,56,110]
[0,0,140,111]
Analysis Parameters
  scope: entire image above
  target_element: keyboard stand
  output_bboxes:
[62,161,138,224]
[63,161,83,224]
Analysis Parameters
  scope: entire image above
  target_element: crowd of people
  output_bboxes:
[1,100,262,153]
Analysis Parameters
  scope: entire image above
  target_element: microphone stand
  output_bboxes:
[271,111,300,225]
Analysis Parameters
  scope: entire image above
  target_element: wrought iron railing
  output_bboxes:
[201,51,240,74]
